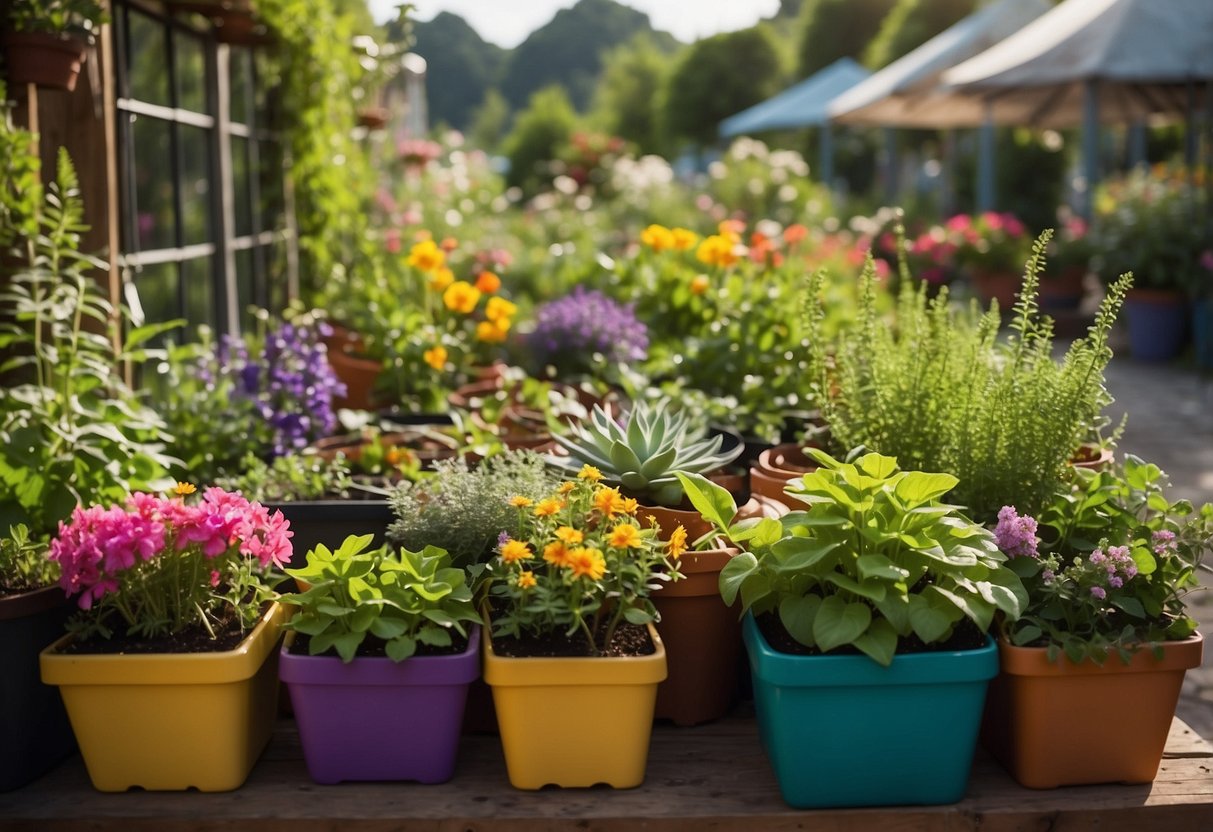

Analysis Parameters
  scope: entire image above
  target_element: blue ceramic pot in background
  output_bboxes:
[1124,290,1188,362]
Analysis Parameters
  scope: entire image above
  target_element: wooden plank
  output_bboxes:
[0,715,1209,832]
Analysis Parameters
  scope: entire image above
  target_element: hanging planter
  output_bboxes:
[981,634,1203,788]
[0,31,88,92]
[40,603,286,792]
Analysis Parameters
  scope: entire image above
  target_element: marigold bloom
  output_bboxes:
[428,267,455,292]
[608,523,642,549]
[385,447,414,467]
[696,234,739,267]
[173,482,197,496]
[408,239,446,273]
[423,345,447,371]
[578,464,604,481]
[534,498,564,517]
[667,525,688,559]
[476,319,510,343]
[556,481,576,495]
[555,526,583,544]
[500,539,533,563]
[641,224,675,252]
[567,547,607,581]
[671,227,699,250]
[509,495,534,508]
[516,570,537,589]
[543,541,571,567]
[620,497,639,515]
[690,274,710,295]
[485,296,517,323]
[475,270,501,294]
[593,486,625,517]
[443,280,481,314]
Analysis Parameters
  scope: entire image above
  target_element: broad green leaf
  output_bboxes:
[417,627,452,647]
[675,472,737,533]
[813,595,872,652]
[348,605,377,633]
[853,618,898,667]
[287,615,330,636]
[778,594,821,646]
[385,635,417,662]
[719,552,759,606]
[1131,547,1157,575]
[1111,595,1145,619]
[894,471,959,505]
[623,606,653,625]
[332,632,364,663]
[772,537,840,572]
[929,585,995,632]
[908,595,953,644]
[856,452,898,480]
[370,617,408,640]
[857,554,909,581]
[1011,624,1042,645]
[823,571,887,603]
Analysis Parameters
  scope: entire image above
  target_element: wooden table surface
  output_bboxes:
[1,714,1210,831]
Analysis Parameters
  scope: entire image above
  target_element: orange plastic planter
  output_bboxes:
[981,634,1203,789]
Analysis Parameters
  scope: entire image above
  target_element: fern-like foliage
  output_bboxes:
[807,231,1132,523]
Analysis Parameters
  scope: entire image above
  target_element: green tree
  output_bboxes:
[468,89,511,153]
[796,0,896,78]
[502,86,578,193]
[863,0,975,69]
[410,12,507,130]
[589,34,671,156]
[663,25,788,149]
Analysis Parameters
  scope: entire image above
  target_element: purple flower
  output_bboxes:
[994,506,1038,559]
[530,287,648,372]
[1090,586,1107,600]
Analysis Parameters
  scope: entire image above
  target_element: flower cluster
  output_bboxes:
[994,506,1038,559]
[488,467,683,654]
[911,212,1031,277]
[529,287,649,376]
[48,486,292,640]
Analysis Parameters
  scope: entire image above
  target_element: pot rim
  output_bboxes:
[996,632,1203,677]
[0,583,68,621]
[481,618,667,687]
[279,625,481,686]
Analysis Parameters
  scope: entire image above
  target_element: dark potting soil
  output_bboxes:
[289,630,470,659]
[59,611,255,655]
[756,609,989,657]
[490,620,656,659]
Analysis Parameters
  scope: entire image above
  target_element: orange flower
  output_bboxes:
[443,280,481,314]
[667,525,689,559]
[784,223,809,245]
[543,541,571,567]
[500,539,533,563]
[690,274,709,295]
[696,234,739,268]
[555,526,583,545]
[593,486,624,518]
[423,345,447,370]
[516,570,537,589]
[440,236,458,252]
[172,482,196,496]
[671,227,699,250]
[485,296,517,323]
[509,495,534,508]
[718,219,746,240]
[578,464,604,482]
[534,498,564,517]
[641,224,675,252]
[607,523,642,549]
[407,239,445,272]
[557,481,576,496]
[567,547,606,581]
[475,270,501,294]
[428,267,455,292]
[476,319,509,343]
[620,497,639,515]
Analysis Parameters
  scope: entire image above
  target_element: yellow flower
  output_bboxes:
[641,224,675,252]
[555,526,583,545]
[534,498,565,517]
[593,486,624,518]
[428,267,455,292]
[543,541,571,567]
[423,345,447,370]
[567,547,607,581]
[475,271,501,294]
[407,239,446,273]
[485,296,517,323]
[476,319,509,343]
[509,495,534,508]
[443,281,481,314]
[671,227,699,250]
[620,497,639,515]
[608,523,642,549]
[690,274,710,295]
[172,482,196,496]
[578,464,604,482]
[696,234,739,268]
[516,571,537,589]
[556,481,576,496]
[500,539,533,564]
[667,525,689,559]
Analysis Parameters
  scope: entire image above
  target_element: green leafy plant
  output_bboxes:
[387,450,553,570]
[995,456,1213,664]
[217,452,355,503]
[281,534,480,663]
[548,398,741,506]
[807,236,1133,523]
[0,140,178,538]
[5,0,107,37]
[677,449,1027,667]
[0,523,58,592]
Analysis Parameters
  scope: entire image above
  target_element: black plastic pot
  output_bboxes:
[268,500,395,564]
[0,585,76,791]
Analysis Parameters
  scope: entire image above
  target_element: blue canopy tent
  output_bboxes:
[718,58,872,187]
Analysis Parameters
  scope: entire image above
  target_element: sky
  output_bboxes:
[368,0,782,48]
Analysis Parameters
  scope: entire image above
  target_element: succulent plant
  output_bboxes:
[548,399,742,506]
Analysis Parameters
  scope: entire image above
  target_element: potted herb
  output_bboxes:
[684,449,1026,808]
[39,486,292,792]
[1,1,105,91]
[0,525,74,791]
[483,474,683,788]
[279,535,481,784]
[984,456,1211,788]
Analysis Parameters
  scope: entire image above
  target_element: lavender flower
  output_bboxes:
[994,505,1039,559]
[530,287,648,373]
[1090,586,1106,600]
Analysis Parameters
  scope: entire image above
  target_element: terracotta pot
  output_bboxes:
[981,634,1203,789]
[970,269,1021,310]
[1039,266,1087,311]
[749,443,820,508]
[356,106,389,130]
[653,540,741,726]
[327,350,381,412]
[1069,443,1114,471]
[640,502,713,542]
[1,32,88,92]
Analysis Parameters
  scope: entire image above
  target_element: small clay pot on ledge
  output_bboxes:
[1,32,88,92]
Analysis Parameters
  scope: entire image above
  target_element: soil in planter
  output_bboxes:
[59,610,256,655]
[289,631,470,659]
[757,610,988,657]
[491,620,656,659]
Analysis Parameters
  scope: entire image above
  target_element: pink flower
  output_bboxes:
[1201,251,1213,273]
[384,228,402,254]
[945,214,972,232]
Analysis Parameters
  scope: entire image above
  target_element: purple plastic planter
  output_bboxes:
[279,625,480,784]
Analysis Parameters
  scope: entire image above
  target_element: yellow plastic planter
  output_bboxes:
[483,621,667,789]
[40,603,286,792]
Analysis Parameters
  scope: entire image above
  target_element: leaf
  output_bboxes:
[750,517,783,547]
[908,595,953,644]
[928,585,995,632]
[1131,547,1157,576]
[853,618,898,667]
[778,595,821,646]
[771,537,840,572]
[855,452,898,480]
[857,554,909,581]
[417,627,452,647]
[623,606,653,625]
[1111,596,1146,619]
[718,552,759,606]
[385,635,417,662]
[894,472,959,505]
[1011,624,1042,645]
[823,571,886,603]
[369,617,408,640]
[674,472,737,533]
[332,632,364,663]
[813,595,872,652]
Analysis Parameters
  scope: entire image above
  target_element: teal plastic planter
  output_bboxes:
[743,614,998,808]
